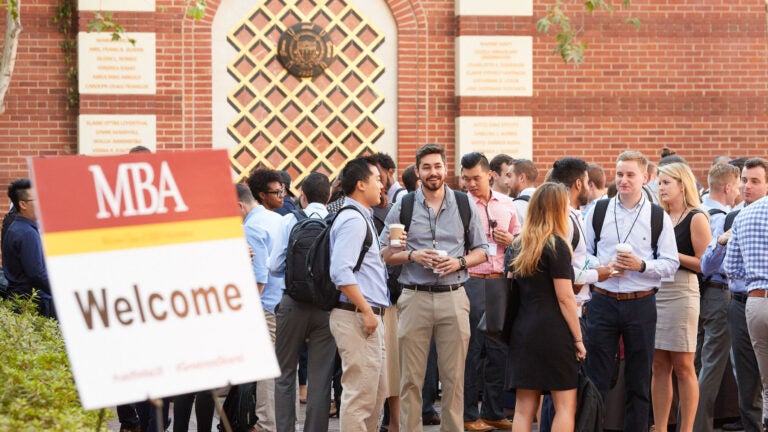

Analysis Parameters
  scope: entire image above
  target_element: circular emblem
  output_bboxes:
[278,23,336,78]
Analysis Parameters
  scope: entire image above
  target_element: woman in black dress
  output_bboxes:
[506,182,587,432]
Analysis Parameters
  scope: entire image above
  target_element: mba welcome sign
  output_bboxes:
[30,150,279,409]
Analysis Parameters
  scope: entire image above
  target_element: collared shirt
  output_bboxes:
[568,207,595,305]
[268,202,329,277]
[1,216,50,295]
[584,196,679,293]
[725,196,768,292]
[699,197,730,284]
[512,187,535,227]
[701,207,747,293]
[468,190,521,274]
[329,197,390,308]
[581,194,608,220]
[379,186,489,285]
[387,181,405,205]
[243,205,284,314]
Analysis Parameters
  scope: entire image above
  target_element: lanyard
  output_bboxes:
[614,197,645,244]
[428,193,446,249]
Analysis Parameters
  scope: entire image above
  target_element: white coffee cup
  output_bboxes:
[389,223,405,247]
[616,243,633,254]
[433,250,448,273]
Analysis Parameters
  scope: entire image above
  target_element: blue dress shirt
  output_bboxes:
[1,215,50,296]
[243,205,285,314]
[725,196,768,292]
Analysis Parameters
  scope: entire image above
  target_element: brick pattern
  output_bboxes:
[0,0,767,209]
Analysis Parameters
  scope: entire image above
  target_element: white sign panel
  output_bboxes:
[78,115,157,155]
[456,36,533,97]
[30,151,279,409]
[79,0,155,12]
[456,0,532,16]
[79,32,156,95]
[456,116,533,172]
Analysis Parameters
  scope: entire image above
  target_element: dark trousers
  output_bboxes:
[586,292,656,432]
[464,277,507,421]
[135,398,171,432]
[274,295,337,432]
[728,298,763,432]
[117,403,140,427]
[173,391,215,432]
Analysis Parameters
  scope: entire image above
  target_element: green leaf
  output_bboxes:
[536,17,552,33]
[626,17,641,29]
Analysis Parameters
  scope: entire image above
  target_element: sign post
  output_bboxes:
[29,150,279,409]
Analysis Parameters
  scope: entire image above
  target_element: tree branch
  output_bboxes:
[1,0,23,114]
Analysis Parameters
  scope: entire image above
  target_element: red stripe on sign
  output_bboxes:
[30,150,241,233]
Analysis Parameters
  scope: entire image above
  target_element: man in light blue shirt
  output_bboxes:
[268,172,337,432]
[695,162,740,432]
[243,168,288,431]
[706,158,768,432]
[583,151,678,432]
[328,157,390,431]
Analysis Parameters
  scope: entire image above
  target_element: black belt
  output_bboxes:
[703,281,729,291]
[732,293,748,303]
[335,301,384,316]
[402,284,463,293]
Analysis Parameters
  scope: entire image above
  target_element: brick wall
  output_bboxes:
[0,0,766,210]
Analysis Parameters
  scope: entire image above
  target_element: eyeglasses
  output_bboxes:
[265,189,285,196]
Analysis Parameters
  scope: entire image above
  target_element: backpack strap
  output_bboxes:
[392,187,406,203]
[336,206,373,272]
[399,192,416,232]
[649,203,664,259]
[453,190,472,253]
[707,208,726,217]
[724,209,740,232]
[591,199,610,255]
[513,194,530,202]
[569,213,581,251]
[292,209,308,221]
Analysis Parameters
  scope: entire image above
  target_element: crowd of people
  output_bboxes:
[2,144,768,432]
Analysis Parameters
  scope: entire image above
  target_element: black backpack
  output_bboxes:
[284,210,327,304]
[513,194,530,202]
[591,198,664,259]
[305,205,373,310]
[724,209,741,232]
[575,364,605,432]
[218,383,257,432]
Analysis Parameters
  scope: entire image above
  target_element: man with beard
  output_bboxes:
[380,144,489,431]
[504,159,538,225]
[376,153,406,205]
[489,154,515,196]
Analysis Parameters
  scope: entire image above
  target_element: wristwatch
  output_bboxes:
[639,260,646,273]
[458,256,467,271]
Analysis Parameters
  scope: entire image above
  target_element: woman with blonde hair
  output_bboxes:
[506,182,586,432]
[651,162,711,432]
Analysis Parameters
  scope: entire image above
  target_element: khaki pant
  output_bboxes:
[256,311,276,431]
[398,287,471,431]
[329,308,388,432]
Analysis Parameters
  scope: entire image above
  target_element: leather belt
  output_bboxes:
[748,289,768,298]
[469,272,504,279]
[402,284,463,293]
[335,301,384,316]
[703,281,729,291]
[593,286,655,301]
[732,293,748,303]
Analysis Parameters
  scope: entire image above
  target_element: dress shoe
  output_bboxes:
[464,419,495,431]
[482,417,513,430]
[422,413,441,425]
[722,419,744,431]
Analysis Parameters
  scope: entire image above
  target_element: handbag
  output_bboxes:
[576,362,604,431]
[477,276,520,345]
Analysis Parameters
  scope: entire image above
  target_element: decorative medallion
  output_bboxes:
[277,22,336,78]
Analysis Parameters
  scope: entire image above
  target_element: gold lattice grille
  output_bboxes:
[226,0,386,189]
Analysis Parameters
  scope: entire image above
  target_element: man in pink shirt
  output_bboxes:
[459,152,522,431]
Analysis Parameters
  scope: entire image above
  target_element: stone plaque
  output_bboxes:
[277,23,336,78]
[79,32,156,95]
[78,115,157,155]
[455,0,532,16]
[456,116,533,171]
[456,36,532,97]
[78,0,155,12]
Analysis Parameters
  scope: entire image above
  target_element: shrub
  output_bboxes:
[0,295,104,430]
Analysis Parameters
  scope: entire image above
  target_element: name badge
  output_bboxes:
[488,243,497,256]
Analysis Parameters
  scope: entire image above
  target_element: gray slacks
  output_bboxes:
[728,297,763,432]
[694,287,731,432]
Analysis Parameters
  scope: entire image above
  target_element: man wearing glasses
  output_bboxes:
[244,168,288,431]
[459,152,521,431]
[2,178,55,318]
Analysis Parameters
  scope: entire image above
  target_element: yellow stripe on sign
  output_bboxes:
[43,217,244,256]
